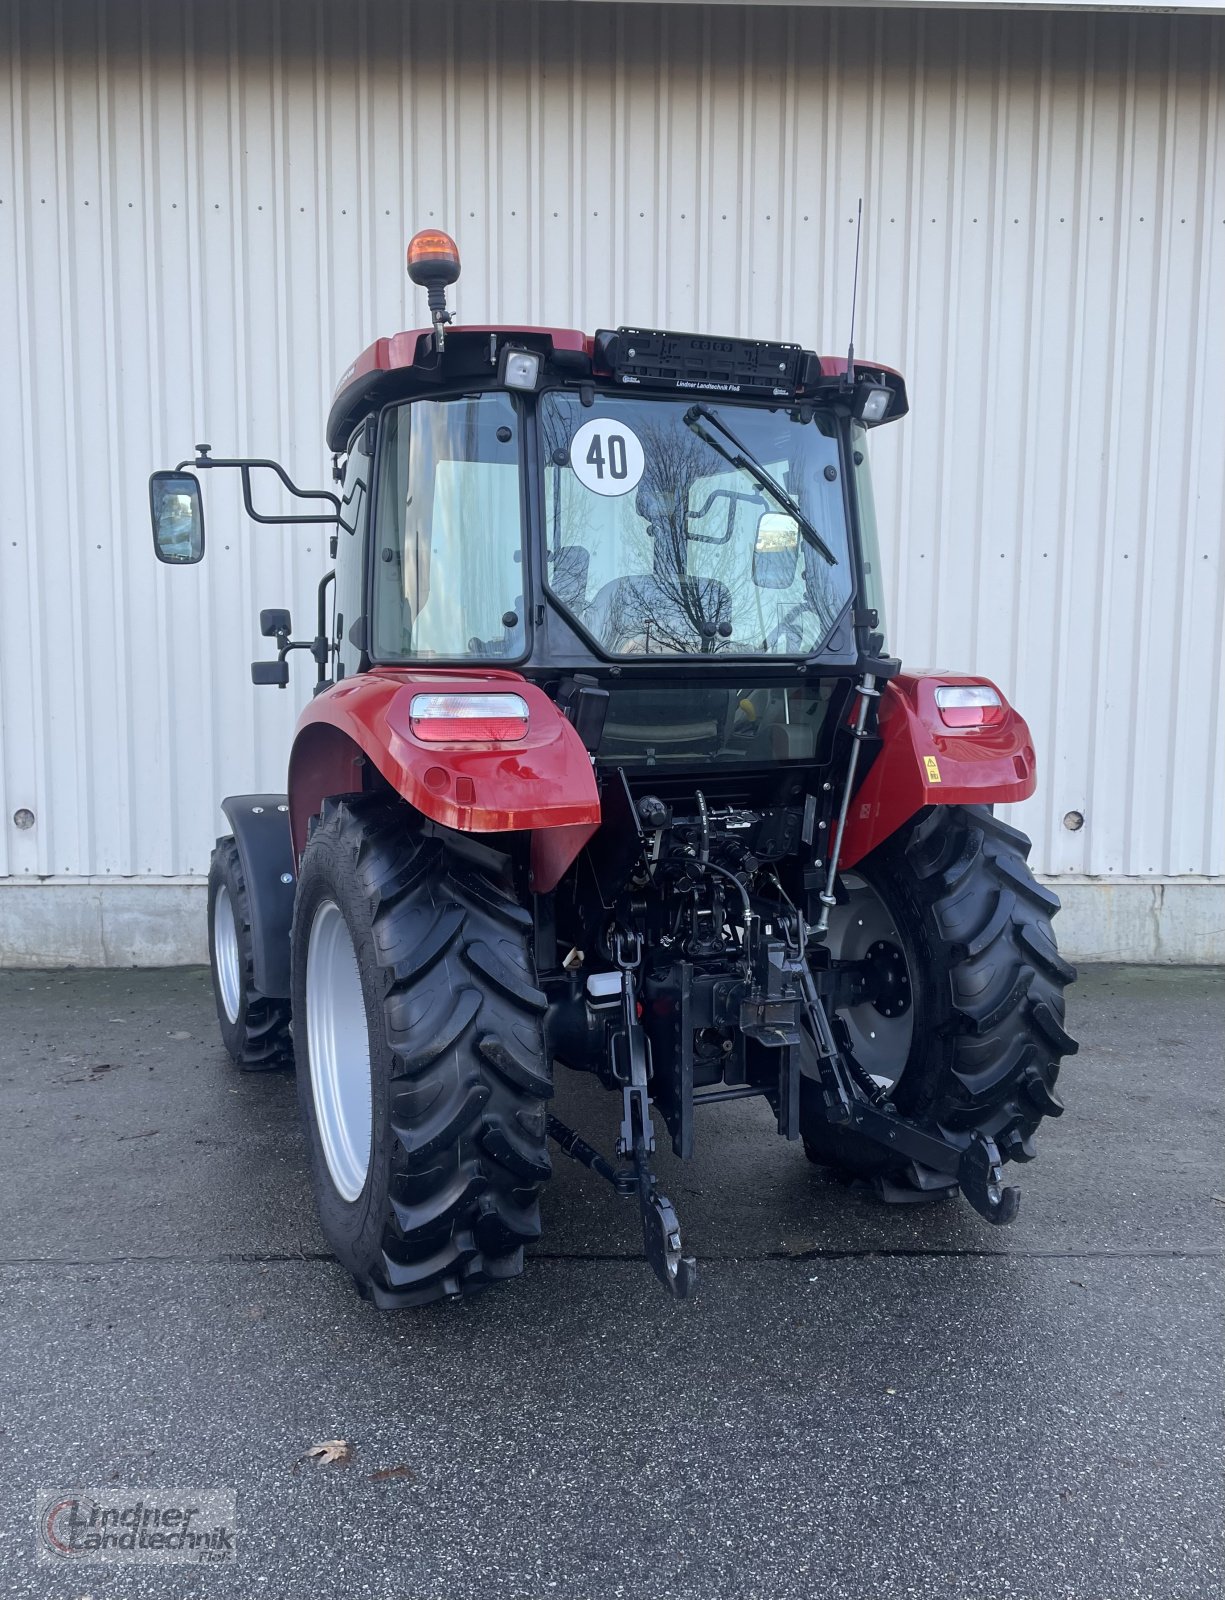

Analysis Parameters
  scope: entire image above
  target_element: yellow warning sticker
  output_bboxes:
[924,755,942,784]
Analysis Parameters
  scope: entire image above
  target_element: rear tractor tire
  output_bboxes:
[207,838,293,1069]
[291,795,552,1307]
[801,804,1077,1192]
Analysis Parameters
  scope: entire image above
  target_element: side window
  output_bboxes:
[333,429,371,679]
[372,395,524,661]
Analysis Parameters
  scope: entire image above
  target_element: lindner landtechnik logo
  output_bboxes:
[36,1490,236,1564]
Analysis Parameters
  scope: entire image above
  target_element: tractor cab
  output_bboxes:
[323,231,907,768]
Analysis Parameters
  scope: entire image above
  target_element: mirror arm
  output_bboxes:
[175,444,342,524]
[255,628,329,691]
[315,570,336,686]
[332,476,368,557]
[278,594,334,683]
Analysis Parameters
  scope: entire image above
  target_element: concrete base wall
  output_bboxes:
[1047,877,1224,966]
[1,877,1222,968]
[0,881,209,968]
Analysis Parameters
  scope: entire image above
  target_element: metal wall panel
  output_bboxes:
[1,1,1222,894]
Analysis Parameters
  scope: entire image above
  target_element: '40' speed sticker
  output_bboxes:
[568,418,645,497]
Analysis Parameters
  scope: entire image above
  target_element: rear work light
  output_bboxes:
[934,683,1006,729]
[499,347,542,391]
[854,384,892,424]
[409,692,530,743]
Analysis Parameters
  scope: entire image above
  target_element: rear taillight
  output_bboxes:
[408,692,530,742]
[934,683,1006,729]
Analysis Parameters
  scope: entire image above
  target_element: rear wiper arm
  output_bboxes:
[682,403,837,566]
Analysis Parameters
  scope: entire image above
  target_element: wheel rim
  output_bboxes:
[305,900,373,1203]
[825,872,915,1093]
[213,885,242,1025]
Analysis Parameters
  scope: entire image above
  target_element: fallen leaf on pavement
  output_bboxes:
[369,1465,415,1483]
[295,1439,352,1469]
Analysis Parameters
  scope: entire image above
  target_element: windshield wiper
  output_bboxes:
[682,403,837,566]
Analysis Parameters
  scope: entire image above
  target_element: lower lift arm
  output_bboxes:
[548,931,698,1300]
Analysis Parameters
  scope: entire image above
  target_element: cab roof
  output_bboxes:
[326,323,907,452]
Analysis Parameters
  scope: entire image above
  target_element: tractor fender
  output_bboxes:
[219,794,296,999]
[836,673,1037,870]
[288,668,601,891]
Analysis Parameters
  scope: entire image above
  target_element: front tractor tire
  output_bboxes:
[291,795,552,1308]
[802,805,1077,1192]
[207,838,293,1069]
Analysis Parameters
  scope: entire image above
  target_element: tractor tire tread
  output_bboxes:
[801,803,1077,1181]
[294,796,551,1308]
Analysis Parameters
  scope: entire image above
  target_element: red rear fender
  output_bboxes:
[837,673,1037,869]
[288,669,601,887]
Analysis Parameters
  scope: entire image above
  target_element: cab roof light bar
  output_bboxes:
[593,328,805,399]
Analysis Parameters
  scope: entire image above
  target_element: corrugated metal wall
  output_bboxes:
[1,1,1222,894]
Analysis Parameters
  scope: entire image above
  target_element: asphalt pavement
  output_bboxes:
[0,964,1220,1600]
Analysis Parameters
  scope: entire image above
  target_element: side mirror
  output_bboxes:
[260,608,292,638]
[149,471,205,564]
[752,511,799,589]
[251,659,290,688]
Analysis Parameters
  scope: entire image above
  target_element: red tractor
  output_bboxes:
[150,229,1076,1303]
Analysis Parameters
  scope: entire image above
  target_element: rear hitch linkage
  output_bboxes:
[550,884,1019,1302]
[548,929,698,1301]
[798,669,1021,1225]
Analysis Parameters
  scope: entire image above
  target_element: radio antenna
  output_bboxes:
[841,197,863,394]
